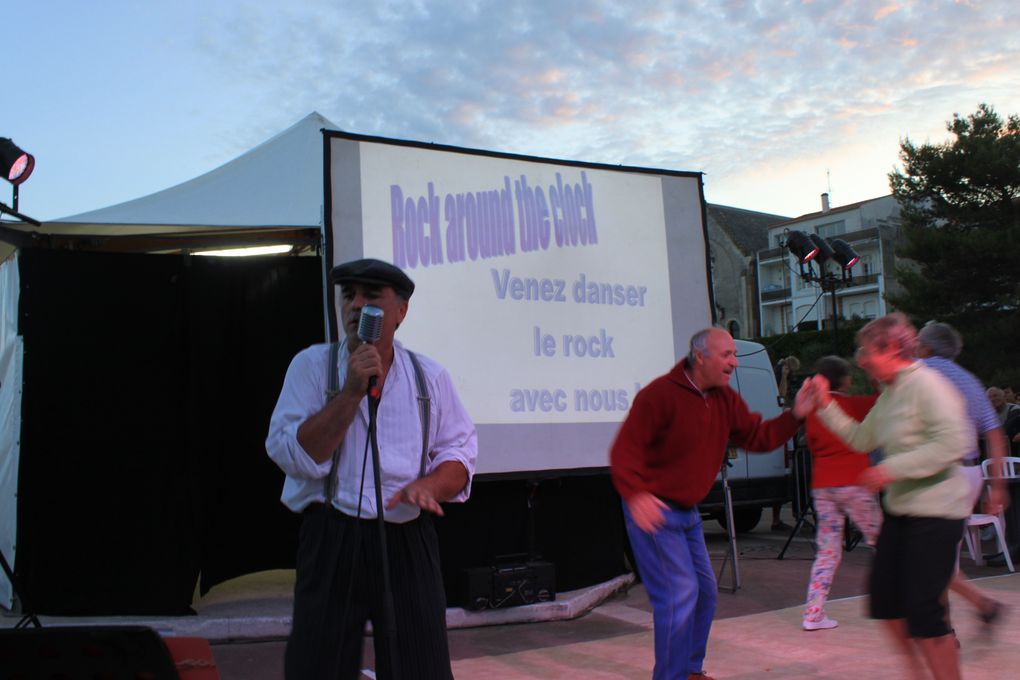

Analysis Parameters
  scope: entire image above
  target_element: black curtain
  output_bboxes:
[14,249,628,615]
[16,249,322,615]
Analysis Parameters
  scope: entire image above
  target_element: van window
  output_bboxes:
[731,366,781,419]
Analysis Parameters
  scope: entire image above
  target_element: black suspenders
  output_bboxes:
[323,343,432,504]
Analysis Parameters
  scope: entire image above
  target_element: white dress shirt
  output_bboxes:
[266,339,477,523]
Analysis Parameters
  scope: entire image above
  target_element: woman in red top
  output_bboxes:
[802,356,882,630]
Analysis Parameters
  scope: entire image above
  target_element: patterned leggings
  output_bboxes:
[803,485,882,622]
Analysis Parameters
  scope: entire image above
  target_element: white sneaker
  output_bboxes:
[803,617,838,631]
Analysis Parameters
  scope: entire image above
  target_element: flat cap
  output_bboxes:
[329,258,415,299]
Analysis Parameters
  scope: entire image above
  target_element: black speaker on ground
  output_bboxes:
[0,625,179,679]
[463,560,556,610]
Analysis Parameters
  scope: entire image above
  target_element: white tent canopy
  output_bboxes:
[53,112,337,233]
[0,113,336,608]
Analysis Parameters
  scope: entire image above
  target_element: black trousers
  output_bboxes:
[284,505,453,680]
[869,512,964,638]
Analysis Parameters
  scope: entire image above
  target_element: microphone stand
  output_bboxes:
[367,388,400,680]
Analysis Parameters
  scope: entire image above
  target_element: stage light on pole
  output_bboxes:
[783,230,860,354]
[809,233,835,263]
[0,138,34,186]
[785,230,818,263]
[830,239,860,269]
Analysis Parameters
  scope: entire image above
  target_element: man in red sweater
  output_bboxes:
[611,328,808,680]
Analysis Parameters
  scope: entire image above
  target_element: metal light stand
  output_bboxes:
[0,190,42,627]
[843,518,863,552]
[814,269,865,556]
[716,453,741,593]
[777,241,857,560]
[778,443,815,560]
[0,196,40,225]
[820,276,842,354]
[1,150,41,628]
[0,198,41,249]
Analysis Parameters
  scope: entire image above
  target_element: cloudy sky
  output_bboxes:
[6,0,1020,222]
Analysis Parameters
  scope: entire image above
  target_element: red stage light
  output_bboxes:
[0,138,35,186]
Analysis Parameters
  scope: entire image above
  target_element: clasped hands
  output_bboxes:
[792,374,832,416]
[795,375,893,492]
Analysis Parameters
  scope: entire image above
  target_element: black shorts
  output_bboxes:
[870,512,963,638]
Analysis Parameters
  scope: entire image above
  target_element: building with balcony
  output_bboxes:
[706,204,789,338]
[756,194,901,337]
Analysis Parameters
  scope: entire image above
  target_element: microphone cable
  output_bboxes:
[338,427,374,651]
[735,289,826,359]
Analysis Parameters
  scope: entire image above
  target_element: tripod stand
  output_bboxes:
[778,444,815,560]
[716,455,741,592]
[0,548,40,628]
[777,445,866,560]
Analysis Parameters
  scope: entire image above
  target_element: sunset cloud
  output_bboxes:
[6,0,1020,220]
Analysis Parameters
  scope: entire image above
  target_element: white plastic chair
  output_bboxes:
[963,513,1014,571]
[981,455,1020,478]
[962,457,1020,572]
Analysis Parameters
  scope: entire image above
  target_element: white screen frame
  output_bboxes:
[324,132,714,476]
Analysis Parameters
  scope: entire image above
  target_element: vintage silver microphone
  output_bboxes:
[357,304,384,343]
[357,305,384,397]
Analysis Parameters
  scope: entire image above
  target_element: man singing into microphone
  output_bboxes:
[266,258,478,680]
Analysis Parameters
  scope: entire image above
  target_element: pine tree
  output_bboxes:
[888,104,1020,385]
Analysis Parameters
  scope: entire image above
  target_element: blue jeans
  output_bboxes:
[624,501,717,680]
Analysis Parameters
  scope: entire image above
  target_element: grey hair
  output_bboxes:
[856,312,917,361]
[918,321,963,360]
[688,328,716,363]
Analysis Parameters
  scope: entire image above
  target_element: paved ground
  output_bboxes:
[5,511,1018,679]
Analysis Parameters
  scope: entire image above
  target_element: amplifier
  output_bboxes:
[463,560,556,610]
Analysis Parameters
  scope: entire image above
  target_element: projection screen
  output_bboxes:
[324,132,713,476]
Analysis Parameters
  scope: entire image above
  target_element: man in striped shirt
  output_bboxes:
[916,322,1008,628]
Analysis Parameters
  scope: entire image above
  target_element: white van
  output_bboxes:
[699,339,793,532]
